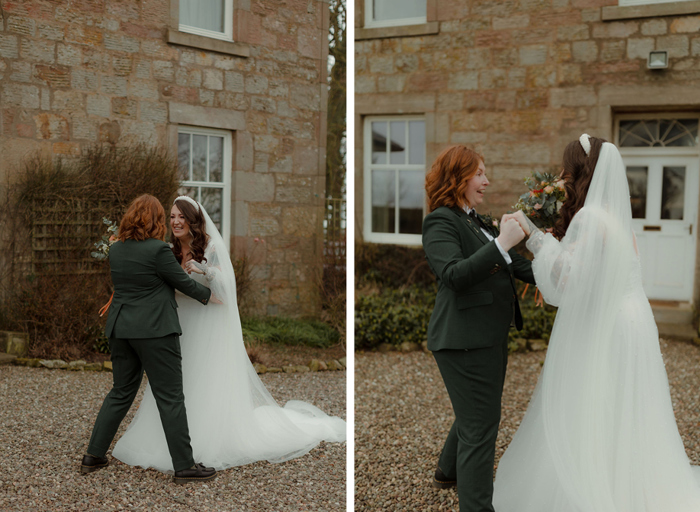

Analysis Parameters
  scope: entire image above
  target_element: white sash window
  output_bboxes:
[179,0,233,41]
[364,0,426,29]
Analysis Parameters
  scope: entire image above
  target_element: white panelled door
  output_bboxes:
[624,156,698,300]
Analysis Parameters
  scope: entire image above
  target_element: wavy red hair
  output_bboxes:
[118,194,167,242]
[425,145,484,212]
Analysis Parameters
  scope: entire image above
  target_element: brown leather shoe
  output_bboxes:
[173,463,217,484]
[432,466,456,489]
[80,454,109,475]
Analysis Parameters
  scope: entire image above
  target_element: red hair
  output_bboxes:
[425,145,484,212]
[118,194,167,242]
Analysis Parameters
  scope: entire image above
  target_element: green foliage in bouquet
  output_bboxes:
[91,218,119,261]
[513,172,566,229]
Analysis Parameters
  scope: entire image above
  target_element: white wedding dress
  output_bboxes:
[112,199,346,472]
[493,143,700,511]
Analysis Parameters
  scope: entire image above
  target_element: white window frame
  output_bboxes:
[179,0,234,42]
[363,115,426,245]
[364,0,427,29]
[177,126,232,251]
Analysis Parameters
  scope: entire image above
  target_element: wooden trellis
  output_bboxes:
[324,197,346,265]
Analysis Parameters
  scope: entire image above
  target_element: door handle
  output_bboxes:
[643,225,661,231]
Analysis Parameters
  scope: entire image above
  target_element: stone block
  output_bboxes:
[71,115,97,140]
[57,44,82,66]
[449,71,479,91]
[104,32,139,53]
[38,23,63,41]
[87,94,111,117]
[254,152,269,173]
[203,69,224,90]
[112,56,133,77]
[52,142,81,156]
[71,69,98,91]
[550,85,596,107]
[112,97,138,118]
[274,175,315,203]
[21,39,55,63]
[101,76,128,96]
[34,113,69,140]
[127,80,158,101]
[0,34,19,59]
[254,135,279,153]
[282,207,318,237]
[234,172,275,202]
[493,14,530,30]
[235,132,254,172]
[68,360,87,371]
[480,69,507,89]
[140,101,167,123]
[519,44,547,66]
[657,35,690,58]
[103,361,113,371]
[692,37,700,56]
[368,55,394,74]
[641,18,667,36]
[0,331,28,356]
[52,90,84,111]
[225,71,245,92]
[290,83,320,111]
[592,21,638,39]
[355,76,376,94]
[3,84,40,108]
[169,102,245,131]
[245,75,269,95]
[601,40,626,62]
[670,16,700,34]
[7,15,36,36]
[557,24,589,41]
[10,61,32,82]
[627,37,655,59]
[119,120,158,145]
[134,59,151,79]
[572,40,598,62]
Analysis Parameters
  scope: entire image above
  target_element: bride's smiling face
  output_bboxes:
[170,205,190,240]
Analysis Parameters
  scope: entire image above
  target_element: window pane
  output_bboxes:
[389,121,406,165]
[177,186,198,204]
[372,169,395,233]
[620,118,698,147]
[209,136,223,183]
[201,187,223,232]
[180,0,224,33]
[192,134,207,181]
[373,0,425,21]
[372,122,387,164]
[399,170,423,234]
[178,133,191,181]
[626,166,647,219]
[409,121,425,165]
[661,166,685,220]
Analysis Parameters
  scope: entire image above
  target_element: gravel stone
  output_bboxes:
[355,338,700,511]
[0,366,346,511]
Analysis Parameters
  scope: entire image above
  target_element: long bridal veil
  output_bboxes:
[493,143,700,511]
[112,199,346,472]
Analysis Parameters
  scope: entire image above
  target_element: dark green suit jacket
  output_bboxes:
[105,238,211,339]
[423,206,535,351]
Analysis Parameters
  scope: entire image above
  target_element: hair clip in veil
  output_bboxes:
[174,195,201,211]
[579,134,591,156]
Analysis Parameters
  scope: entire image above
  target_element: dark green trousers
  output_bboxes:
[87,334,195,472]
[433,339,509,512]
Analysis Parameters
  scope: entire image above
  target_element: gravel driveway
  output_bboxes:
[355,339,700,511]
[0,367,346,512]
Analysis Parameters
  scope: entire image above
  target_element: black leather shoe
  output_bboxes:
[80,454,109,474]
[173,463,217,484]
[432,466,456,489]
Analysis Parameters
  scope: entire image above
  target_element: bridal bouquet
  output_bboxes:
[512,172,566,229]
[91,218,118,261]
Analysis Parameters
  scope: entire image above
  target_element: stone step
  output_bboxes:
[0,352,17,365]
[657,322,697,342]
[650,302,693,325]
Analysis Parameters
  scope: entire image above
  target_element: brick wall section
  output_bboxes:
[0,0,329,317]
[355,0,700,218]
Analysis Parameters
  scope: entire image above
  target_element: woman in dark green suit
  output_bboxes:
[81,194,216,484]
[422,145,535,512]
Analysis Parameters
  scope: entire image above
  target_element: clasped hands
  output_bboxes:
[496,211,531,252]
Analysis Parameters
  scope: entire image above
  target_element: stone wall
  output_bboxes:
[0,0,330,317]
[355,0,700,224]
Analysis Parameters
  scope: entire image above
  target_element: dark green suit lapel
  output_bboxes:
[451,207,491,245]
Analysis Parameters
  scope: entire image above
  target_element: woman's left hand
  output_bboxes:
[185,260,205,275]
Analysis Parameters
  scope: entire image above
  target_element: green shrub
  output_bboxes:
[356,242,435,288]
[241,316,340,348]
[355,286,436,350]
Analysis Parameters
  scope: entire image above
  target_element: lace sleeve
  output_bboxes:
[196,244,227,305]
[525,230,572,307]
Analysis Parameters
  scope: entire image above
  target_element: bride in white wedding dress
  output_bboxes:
[112,196,346,472]
[493,135,700,511]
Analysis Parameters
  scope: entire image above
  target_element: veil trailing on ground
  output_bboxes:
[112,197,346,472]
[493,143,700,511]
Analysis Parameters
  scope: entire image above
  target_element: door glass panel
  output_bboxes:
[619,118,699,147]
[626,166,648,219]
[399,170,423,234]
[372,169,396,233]
[389,121,406,165]
[371,122,387,164]
[661,166,685,220]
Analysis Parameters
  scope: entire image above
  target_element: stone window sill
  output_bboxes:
[602,0,700,21]
[355,21,439,40]
[166,29,249,58]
